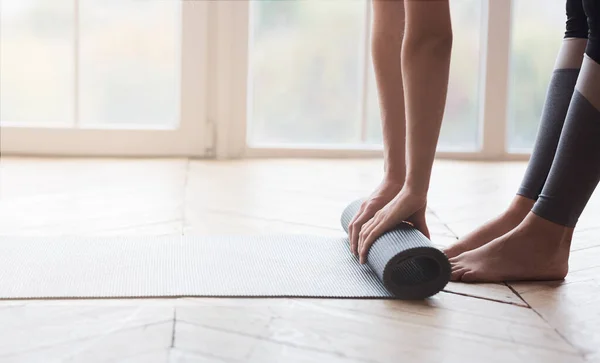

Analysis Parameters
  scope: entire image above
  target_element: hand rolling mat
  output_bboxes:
[0,200,450,300]
[341,199,451,299]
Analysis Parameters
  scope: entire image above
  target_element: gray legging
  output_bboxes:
[517,0,600,227]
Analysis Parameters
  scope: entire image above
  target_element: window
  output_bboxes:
[1,1,571,160]
[366,0,483,150]
[248,0,484,151]
[78,0,180,128]
[1,0,207,156]
[1,0,75,126]
[508,0,565,151]
[248,0,365,146]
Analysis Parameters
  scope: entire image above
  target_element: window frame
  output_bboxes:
[216,0,529,161]
[0,0,211,157]
[1,0,532,161]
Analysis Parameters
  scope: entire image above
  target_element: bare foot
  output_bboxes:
[449,212,572,282]
[444,195,534,258]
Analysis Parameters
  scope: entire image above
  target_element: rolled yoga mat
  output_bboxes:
[0,200,450,300]
[340,199,451,300]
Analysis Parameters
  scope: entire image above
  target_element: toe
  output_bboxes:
[449,256,460,264]
[460,270,477,282]
[451,267,467,281]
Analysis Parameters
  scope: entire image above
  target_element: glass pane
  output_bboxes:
[366,0,483,150]
[0,0,74,125]
[249,0,365,145]
[79,0,180,127]
[508,1,565,150]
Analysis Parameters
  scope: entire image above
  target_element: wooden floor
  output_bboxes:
[0,157,598,363]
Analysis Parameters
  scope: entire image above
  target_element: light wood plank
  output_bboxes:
[0,306,173,357]
[176,295,565,352]
[509,278,600,359]
[0,158,186,236]
[120,350,171,363]
[0,321,173,363]
[587,352,600,362]
[443,282,526,306]
[4,157,596,362]
[169,349,234,363]
[571,228,600,251]
[175,302,581,363]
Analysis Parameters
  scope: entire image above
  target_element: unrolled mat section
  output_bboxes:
[0,200,450,300]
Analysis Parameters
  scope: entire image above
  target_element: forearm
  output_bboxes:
[371,0,406,182]
[402,1,452,195]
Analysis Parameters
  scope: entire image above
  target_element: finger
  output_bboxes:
[349,219,362,256]
[350,213,372,256]
[349,211,368,256]
[348,202,367,244]
[411,209,430,239]
[359,217,390,264]
[348,202,366,237]
[358,217,376,255]
[351,206,379,255]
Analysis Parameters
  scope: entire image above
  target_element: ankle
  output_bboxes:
[522,212,571,245]
[506,196,535,219]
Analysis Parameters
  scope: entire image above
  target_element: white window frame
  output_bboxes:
[1,0,532,161]
[1,0,211,157]
[213,0,530,161]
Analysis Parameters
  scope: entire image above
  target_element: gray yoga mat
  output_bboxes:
[0,200,450,300]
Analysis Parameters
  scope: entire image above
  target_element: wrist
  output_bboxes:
[383,168,405,186]
[403,178,429,197]
[383,158,405,184]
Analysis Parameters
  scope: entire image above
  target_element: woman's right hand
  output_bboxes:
[348,177,404,256]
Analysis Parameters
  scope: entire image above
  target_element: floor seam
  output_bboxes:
[506,282,585,359]
[170,308,177,348]
[427,207,460,240]
[505,283,531,308]
[441,290,527,308]
[571,245,600,252]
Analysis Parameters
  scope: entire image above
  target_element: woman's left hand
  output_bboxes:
[357,190,430,264]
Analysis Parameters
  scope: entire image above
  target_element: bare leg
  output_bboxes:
[354,0,453,263]
[444,196,534,258]
[348,0,406,255]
